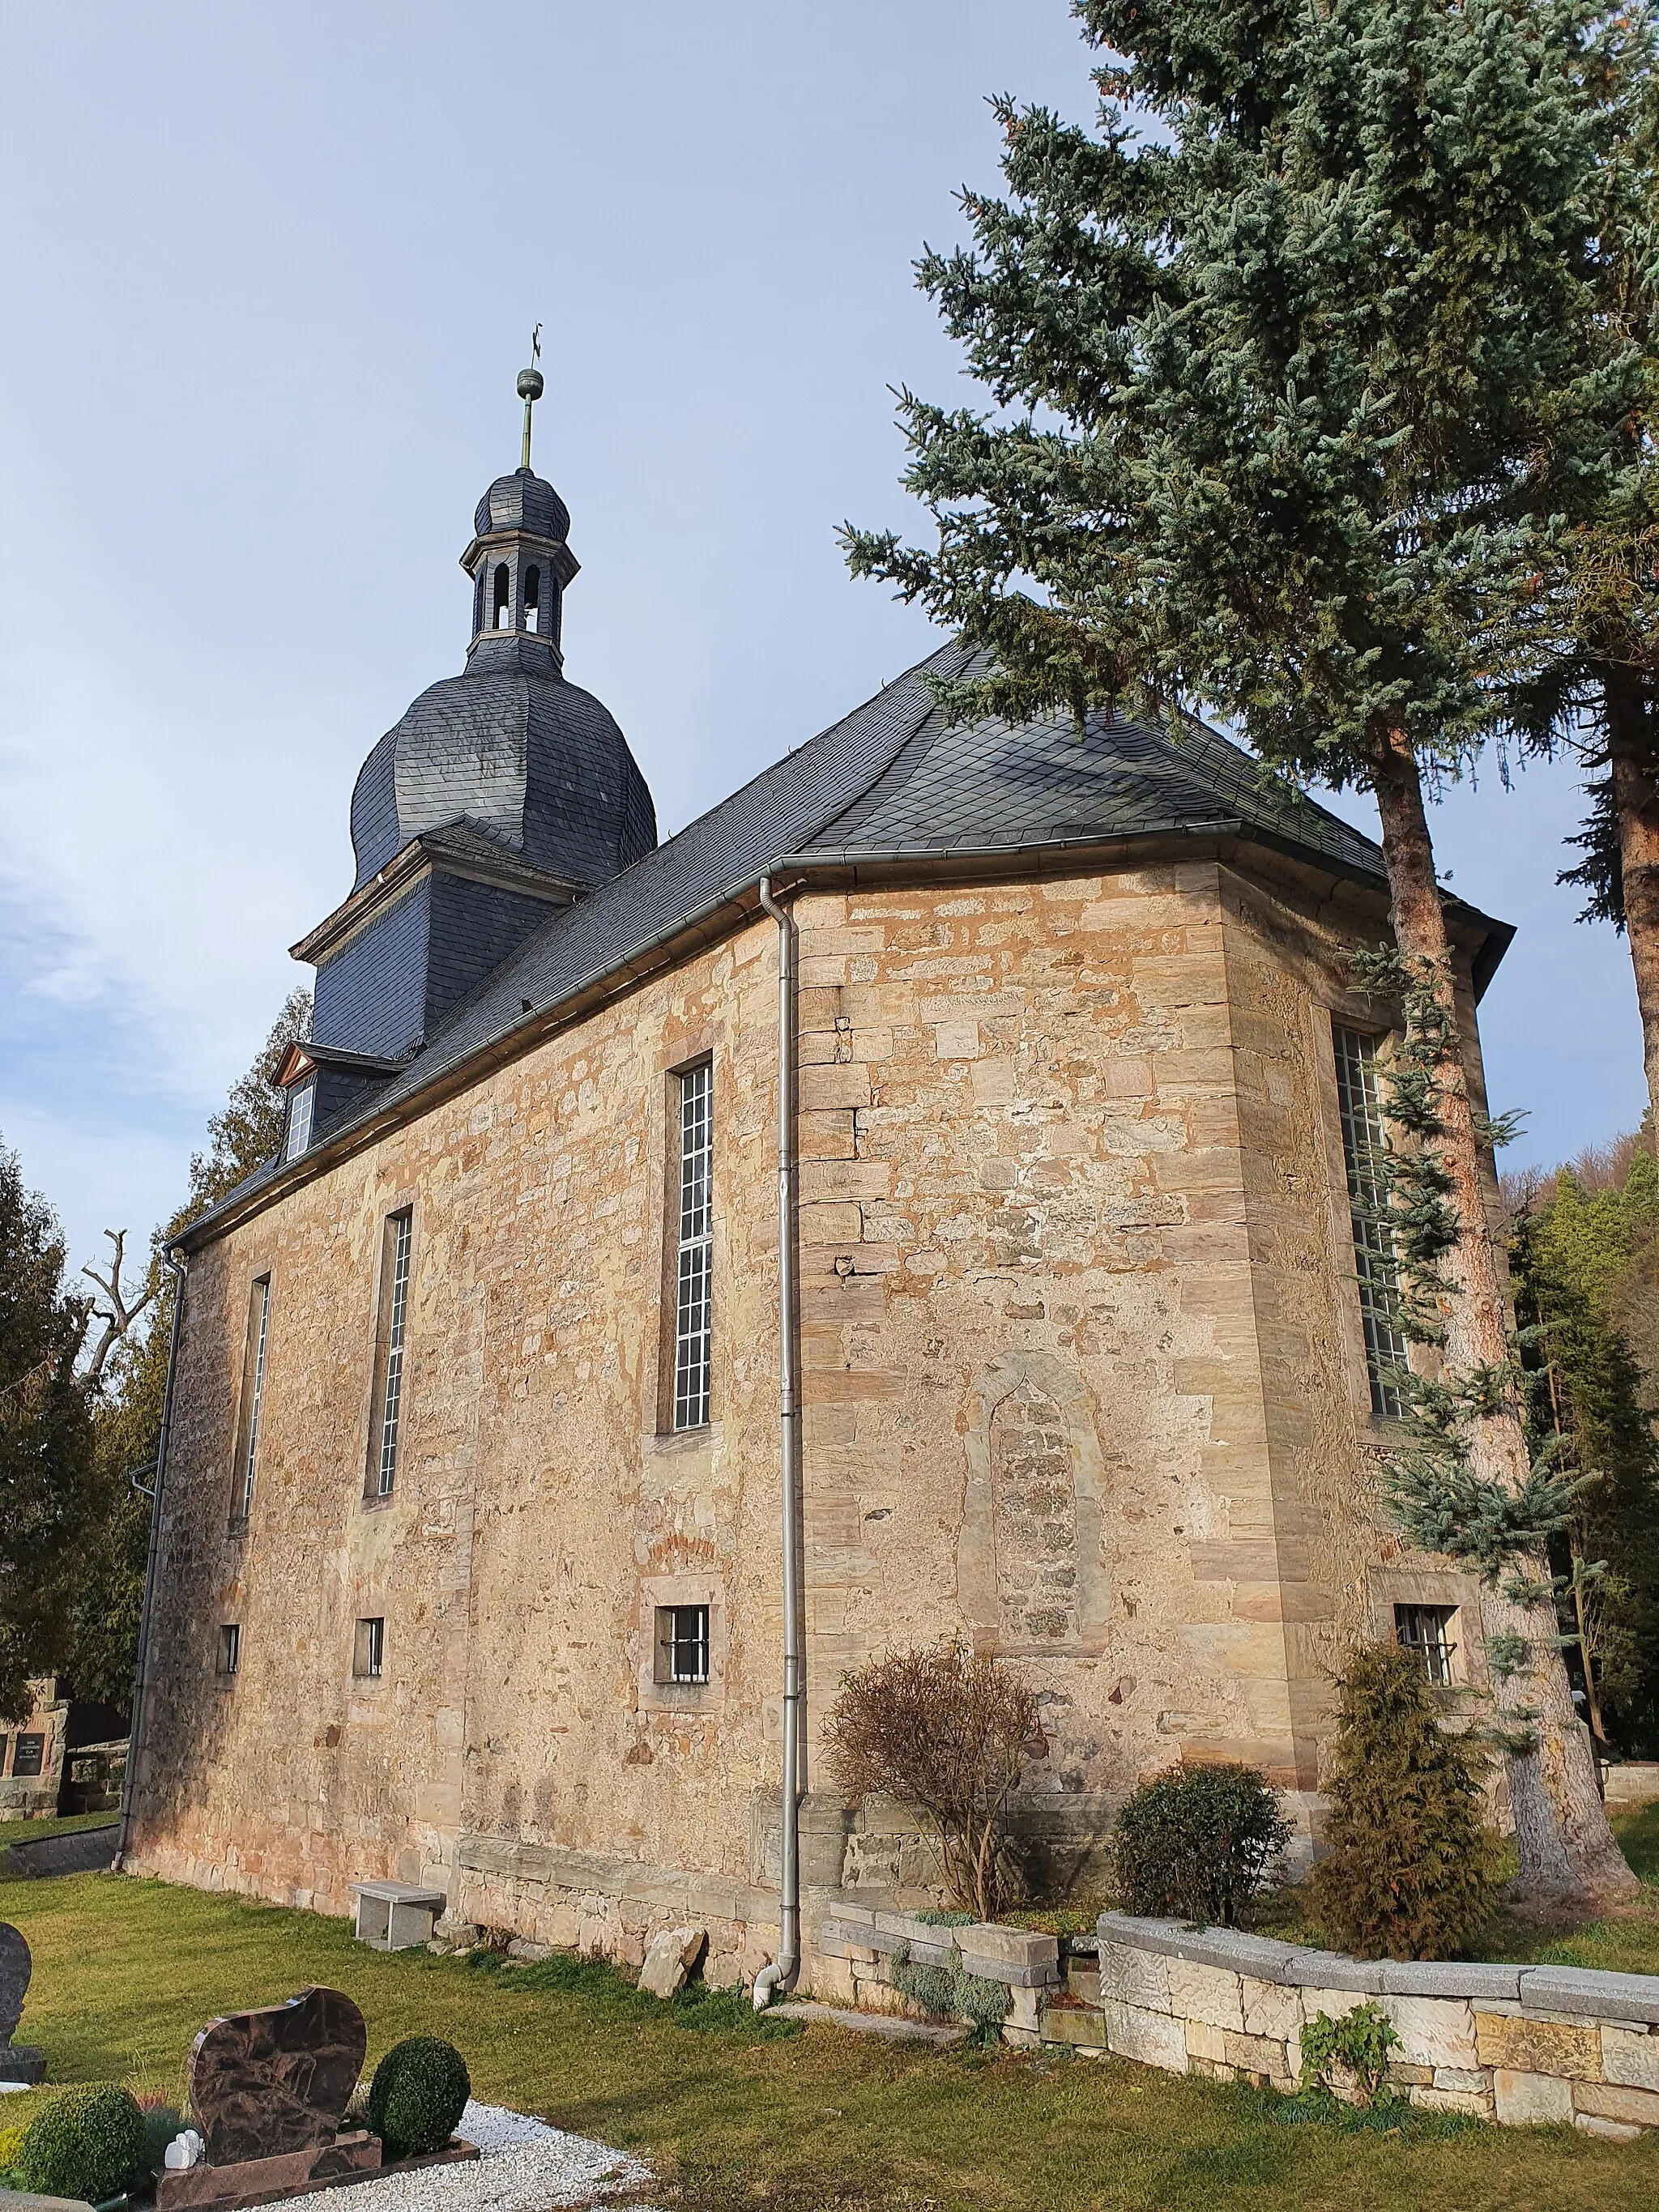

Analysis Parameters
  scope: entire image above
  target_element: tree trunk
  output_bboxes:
[1370,731,1637,1907]
[1604,667,1659,1144]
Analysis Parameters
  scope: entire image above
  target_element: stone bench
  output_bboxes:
[350,1882,446,1952]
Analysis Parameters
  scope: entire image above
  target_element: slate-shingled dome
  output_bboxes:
[474,467,570,545]
[348,635,657,891]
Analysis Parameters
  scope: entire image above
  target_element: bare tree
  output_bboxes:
[824,1639,1043,1920]
[80,1229,156,1388]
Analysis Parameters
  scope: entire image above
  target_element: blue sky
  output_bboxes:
[0,1,1644,1280]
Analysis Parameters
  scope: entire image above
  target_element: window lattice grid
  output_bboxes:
[375,1212,413,1496]
[1396,1603,1458,1687]
[673,1064,713,1430]
[241,1278,271,1517]
[285,1082,313,1161]
[667,1604,710,1684]
[1332,1025,1410,1418]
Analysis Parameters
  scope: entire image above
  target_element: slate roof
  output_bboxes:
[348,633,658,893]
[183,638,1505,1245]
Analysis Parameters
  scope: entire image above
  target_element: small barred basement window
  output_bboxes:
[13,1734,45,1778]
[354,1617,386,1680]
[1396,1603,1458,1686]
[656,1604,710,1686]
[216,1623,241,1677]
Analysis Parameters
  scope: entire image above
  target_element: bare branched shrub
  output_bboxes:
[822,1639,1043,1920]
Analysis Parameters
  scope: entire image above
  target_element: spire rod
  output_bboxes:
[517,323,544,471]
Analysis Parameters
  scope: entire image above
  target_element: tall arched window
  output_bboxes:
[524,565,541,633]
[473,570,485,636]
[493,563,511,629]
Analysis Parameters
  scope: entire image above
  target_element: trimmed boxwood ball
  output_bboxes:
[18,2086,148,2202]
[365,2037,471,2161]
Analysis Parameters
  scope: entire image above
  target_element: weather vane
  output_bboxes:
[518,322,544,470]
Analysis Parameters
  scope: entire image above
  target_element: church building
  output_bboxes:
[123,377,1512,1985]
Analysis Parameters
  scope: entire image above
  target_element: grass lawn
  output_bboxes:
[4,1869,1659,2210]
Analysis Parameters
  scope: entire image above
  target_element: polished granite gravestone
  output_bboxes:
[0,1921,46,2084]
[156,1987,379,2212]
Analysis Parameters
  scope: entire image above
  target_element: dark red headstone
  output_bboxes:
[187,1986,366,2164]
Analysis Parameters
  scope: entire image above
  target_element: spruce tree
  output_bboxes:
[1314,1642,1500,1961]
[1503,21,1659,1142]
[845,0,1636,1899]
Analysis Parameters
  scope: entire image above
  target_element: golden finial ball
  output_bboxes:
[517,369,544,402]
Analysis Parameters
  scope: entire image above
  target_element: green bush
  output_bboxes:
[365,2037,471,2161]
[0,2120,28,2177]
[1299,2001,1401,2106]
[1113,1762,1292,1925]
[17,2086,147,2202]
[1311,1641,1499,1961]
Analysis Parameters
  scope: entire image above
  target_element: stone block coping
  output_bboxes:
[1096,1911,1659,2022]
[817,1911,1060,1988]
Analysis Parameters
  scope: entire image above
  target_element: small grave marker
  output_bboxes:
[0,1922,45,2085]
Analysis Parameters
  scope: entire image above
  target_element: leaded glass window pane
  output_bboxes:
[673,1064,713,1430]
[1333,1025,1410,1417]
[376,1211,413,1496]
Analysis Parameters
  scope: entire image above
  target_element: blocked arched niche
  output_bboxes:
[958,1351,1111,1652]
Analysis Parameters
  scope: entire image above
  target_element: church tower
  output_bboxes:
[281,364,658,1150]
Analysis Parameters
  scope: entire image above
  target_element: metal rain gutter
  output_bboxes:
[753,875,804,2003]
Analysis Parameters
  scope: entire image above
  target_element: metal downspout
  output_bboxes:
[757,875,804,1997]
[113,1246,188,1870]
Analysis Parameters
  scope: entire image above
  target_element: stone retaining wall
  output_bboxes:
[441,1834,1659,2145]
[1042,1912,1659,2140]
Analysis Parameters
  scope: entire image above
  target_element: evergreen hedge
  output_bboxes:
[1313,1641,1499,1960]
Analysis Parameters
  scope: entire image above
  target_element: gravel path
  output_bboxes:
[276,2101,655,2212]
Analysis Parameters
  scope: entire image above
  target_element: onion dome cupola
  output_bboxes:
[283,356,659,1147]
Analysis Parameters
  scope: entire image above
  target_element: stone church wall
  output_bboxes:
[127,853,1491,1970]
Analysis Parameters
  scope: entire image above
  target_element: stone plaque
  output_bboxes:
[0,1923,28,2044]
[187,1986,366,2165]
